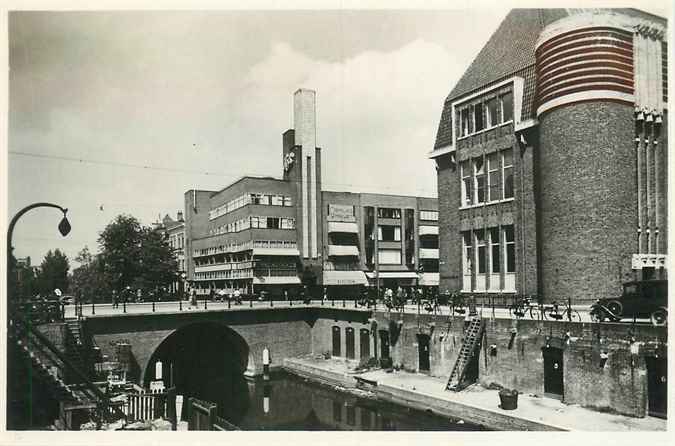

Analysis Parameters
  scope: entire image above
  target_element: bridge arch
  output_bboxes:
[142,322,252,419]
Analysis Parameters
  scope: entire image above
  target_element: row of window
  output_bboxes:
[194,269,253,280]
[462,226,515,276]
[251,216,296,230]
[195,261,254,270]
[194,240,298,257]
[209,193,293,221]
[253,240,297,250]
[457,91,513,138]
[194,240,254,257]
[378,208,401,219]
[460,149,513,207]
[208,216,296,235]
[419,210,439,221]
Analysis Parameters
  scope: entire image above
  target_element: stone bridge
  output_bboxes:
[81,306,371,386]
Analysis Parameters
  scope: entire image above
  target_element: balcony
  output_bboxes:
[327,221,359,234]
[252,247,300,256]
[419,225,439,236]
[328,245,360,257]
[419,248,439,259]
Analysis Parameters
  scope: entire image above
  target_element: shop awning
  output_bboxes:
[328,245,359,257]
[418,273,439,286]
[253,276,301,285]
[323,270,368,286]
[327,221,359,234]
[365,271,420,279]
[419,225,439,236]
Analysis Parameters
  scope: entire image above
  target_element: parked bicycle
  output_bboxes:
[508,295,534,319]
[531,301,581,322]
[423,298,441,314]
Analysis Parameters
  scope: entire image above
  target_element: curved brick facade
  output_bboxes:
[538,101,637,303]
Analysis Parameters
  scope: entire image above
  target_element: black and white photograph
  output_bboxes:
[2,0,671,441]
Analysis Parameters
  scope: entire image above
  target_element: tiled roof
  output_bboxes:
[446,9,568,104]
[434,9,568,149]
[433,8,667,150]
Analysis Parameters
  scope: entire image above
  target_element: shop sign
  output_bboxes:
[327,204,356,222]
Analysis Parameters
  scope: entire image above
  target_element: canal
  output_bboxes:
[183,370,488,431]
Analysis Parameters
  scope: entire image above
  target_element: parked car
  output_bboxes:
[590,280,667,326]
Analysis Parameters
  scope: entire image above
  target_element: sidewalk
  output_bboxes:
[283,356,666,432]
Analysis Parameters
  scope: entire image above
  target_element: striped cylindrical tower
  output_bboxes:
[535,13,639,304]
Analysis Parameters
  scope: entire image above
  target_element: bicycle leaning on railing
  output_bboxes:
[528,299,581,322]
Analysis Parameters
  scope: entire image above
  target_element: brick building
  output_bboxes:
[184,90,438,297]
[430,9,668,303]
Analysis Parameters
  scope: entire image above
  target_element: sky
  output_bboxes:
[6,5,668,268]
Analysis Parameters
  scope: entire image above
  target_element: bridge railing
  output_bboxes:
[185,397,239,431]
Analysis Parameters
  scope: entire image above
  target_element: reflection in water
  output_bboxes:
[228,371,487,431]
[150,324,486,430]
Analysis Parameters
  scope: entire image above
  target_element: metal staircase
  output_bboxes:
[446,316,484,392]
[14,337,82,403]
[64,319,93,383]
[9,317,126,426]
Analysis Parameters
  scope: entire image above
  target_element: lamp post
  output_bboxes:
[7,203,71,321]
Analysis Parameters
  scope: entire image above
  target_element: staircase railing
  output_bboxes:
[12,316,125,424]
[446,317,484,391]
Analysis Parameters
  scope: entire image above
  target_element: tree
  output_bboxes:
[98,214,177,296]
[70,246,109,303]
[36,249,70,296]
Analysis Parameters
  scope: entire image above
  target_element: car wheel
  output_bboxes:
[606,301,622,319]
[650,309,667,327]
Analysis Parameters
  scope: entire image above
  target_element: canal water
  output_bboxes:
[185,370,488,431]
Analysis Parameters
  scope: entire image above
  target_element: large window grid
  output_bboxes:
[461,225,516,293]
[459,148,514,209]
[209,216,296,235]
[209,193,293,220]
[456,90,514,139]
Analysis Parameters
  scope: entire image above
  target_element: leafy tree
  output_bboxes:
[70,246,109,303]
[36,249,70,296]
[134,227,178,294]
[98,214,177,296]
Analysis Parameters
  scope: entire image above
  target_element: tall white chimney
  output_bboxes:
[294,89,318,259]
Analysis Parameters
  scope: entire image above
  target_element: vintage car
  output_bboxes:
[590,280,667,326]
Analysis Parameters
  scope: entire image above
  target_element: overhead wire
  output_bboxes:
[10,149,438,196]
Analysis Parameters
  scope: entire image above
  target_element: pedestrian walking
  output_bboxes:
[233,288,241,305]
[209,288,215,302]
[191,289,198,307]
[112,290,118,309]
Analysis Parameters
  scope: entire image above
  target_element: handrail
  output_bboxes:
[13,317,124,420]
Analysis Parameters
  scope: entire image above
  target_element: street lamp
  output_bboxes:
[7,203,70,326]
